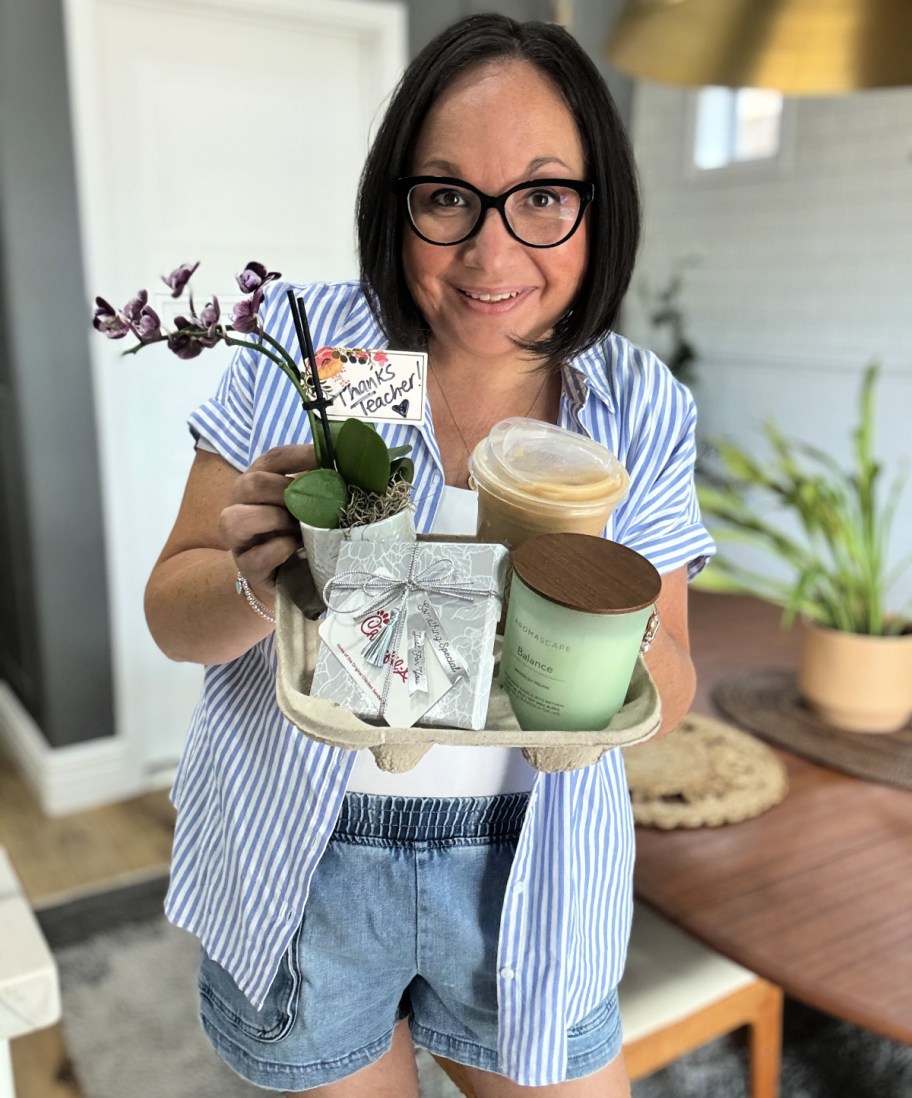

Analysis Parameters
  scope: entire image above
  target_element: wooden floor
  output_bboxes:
[2,589,794,1097]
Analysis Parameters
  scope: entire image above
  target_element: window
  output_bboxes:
[693,87,784,172]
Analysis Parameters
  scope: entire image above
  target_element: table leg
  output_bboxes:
[750,981,784,1098]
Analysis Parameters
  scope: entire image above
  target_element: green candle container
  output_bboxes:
[499,533,662,732]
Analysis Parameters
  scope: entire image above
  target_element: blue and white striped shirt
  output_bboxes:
[165,280,715,1086]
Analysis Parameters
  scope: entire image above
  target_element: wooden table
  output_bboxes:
[632,592,912,1044]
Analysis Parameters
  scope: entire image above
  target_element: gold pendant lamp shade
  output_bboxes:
[605,0,912,94]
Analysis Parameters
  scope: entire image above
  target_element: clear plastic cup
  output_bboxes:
[468,418,630,551]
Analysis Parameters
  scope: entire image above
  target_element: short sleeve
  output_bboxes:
[611,365,716,578]
[187,342,258,471]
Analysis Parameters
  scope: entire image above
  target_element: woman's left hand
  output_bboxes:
[145,447,310,665]
[219,444,316,595]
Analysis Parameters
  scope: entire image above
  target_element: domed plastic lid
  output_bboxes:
[512,532,661,614]
[468,418,630,514]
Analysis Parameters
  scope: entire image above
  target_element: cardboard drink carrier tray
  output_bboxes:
[274,536,662,773]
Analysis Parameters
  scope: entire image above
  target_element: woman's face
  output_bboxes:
[402,60,589,366]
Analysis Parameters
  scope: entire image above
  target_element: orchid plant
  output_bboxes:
[92,261,413,530]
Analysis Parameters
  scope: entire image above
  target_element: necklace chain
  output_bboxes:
[431,363,550,464]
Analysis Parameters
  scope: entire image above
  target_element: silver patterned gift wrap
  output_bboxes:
[311,540,509,729]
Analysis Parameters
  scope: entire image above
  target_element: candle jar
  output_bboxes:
[499,533,661,731]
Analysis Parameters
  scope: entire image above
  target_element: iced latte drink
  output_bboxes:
[468,418,629,551]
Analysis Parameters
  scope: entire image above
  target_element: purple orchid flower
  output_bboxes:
[162,261,200,298]
[198,296,220,329]
[195,297,221,348]
[92,297,130,339]
[236,261,280,294]
[167,317,204,359]
[136,304,162,342]
[230,287,265,334]
[123,290,148,323]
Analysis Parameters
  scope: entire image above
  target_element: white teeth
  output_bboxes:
[463,290,519,302]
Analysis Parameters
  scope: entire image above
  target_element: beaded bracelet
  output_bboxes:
[235,571,276,625]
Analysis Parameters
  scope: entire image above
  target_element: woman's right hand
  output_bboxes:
[220,444,317,595]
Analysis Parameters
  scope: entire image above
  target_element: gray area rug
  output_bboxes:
[39,877,912,1098]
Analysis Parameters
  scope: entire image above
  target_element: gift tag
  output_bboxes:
[312,347,426,425]
[317,596,456,727]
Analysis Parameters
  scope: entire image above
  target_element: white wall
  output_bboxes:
[65,0,408,781]
[624,82,912,613]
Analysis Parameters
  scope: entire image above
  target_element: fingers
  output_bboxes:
[220,501,299,592]
[248,444,317,477]
[220,502,296,548]
[234,535,301,593]
[219,444,317,591]
[230,444,318,508]
[231,469,295,508]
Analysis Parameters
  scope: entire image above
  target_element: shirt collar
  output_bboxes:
[560,338,616,424]
[332,286,389,349]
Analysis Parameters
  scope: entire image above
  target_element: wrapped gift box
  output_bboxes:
[311,540,508,729]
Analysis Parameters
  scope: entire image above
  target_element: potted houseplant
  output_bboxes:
[93,261,415,592]
[696,363,912,733]
[284,414,415,592]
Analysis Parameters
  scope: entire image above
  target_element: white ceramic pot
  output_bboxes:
[300,507,416,599]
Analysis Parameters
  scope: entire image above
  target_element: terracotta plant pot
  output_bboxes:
[797,619,912,733]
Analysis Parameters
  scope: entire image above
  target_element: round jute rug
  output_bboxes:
[713,668,912,792]
[623,713,788,829]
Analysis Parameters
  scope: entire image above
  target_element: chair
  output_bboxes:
[433,901,782,1098]
[620,902,782,1096]
[0,846,61,1098]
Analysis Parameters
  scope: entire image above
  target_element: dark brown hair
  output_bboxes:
[357,13,641,369]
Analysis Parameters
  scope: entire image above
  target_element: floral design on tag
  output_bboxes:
[313,347,427,425]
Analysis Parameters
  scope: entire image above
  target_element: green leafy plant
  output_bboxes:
[284,415,414,530]
[696,364,911,636]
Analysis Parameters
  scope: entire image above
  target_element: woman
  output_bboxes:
[146,14,714,1097]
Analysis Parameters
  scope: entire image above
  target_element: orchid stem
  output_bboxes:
[120,326,316,408]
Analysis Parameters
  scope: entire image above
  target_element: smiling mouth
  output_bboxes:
[459,289,522,303]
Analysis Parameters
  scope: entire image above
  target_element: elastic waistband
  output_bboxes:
[333,792,529,845]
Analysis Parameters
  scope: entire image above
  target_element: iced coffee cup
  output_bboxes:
[468,418,629,551]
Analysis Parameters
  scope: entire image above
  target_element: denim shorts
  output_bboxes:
[198,792,623,1091]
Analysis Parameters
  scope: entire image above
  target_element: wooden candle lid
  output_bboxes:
[511,533,661,614]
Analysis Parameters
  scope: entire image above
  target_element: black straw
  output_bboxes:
[286,289,335,465]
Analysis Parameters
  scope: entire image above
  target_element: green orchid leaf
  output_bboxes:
[390,456,415,484]
[387,444,413,461]
[334,418,391,495]
[283,468,347,529]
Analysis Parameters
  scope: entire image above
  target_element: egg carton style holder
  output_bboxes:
[273,549,662,773]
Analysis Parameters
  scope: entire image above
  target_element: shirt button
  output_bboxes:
[500,967,515,980]
[514,881,526,895]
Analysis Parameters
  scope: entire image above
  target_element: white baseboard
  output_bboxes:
[0,683,147,817]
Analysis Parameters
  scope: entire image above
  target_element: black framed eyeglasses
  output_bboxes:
[395,176,594,249]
